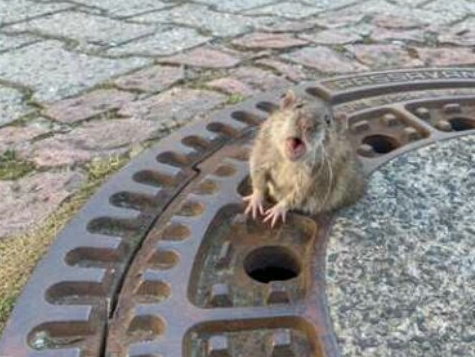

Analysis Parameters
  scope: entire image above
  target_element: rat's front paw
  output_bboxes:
[243,192,265,219]
[263,203,288,228]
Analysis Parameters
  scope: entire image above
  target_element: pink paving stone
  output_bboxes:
[347,44,424,69]
[119,88,226,124]
[23,118,158,168]
[231,32,308,49]
[160,47,241,68]
[232,66,291,91]
[23,139,92,168]
[206,77,254,96]
[42,89,135,124]
[300,29,361,45]
[256,59,307,82]
[372,14,425,29]
[0,126,47,153]
[114,65,184,93]
[283,46,367,73]
[415,47,475,66]
[370,28,425,43]
[0,170,84,238]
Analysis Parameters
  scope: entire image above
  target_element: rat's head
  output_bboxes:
[271,90,334,162]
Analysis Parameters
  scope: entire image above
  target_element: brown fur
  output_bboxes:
[249,91,366,216]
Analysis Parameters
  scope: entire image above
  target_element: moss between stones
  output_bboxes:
[0,150,35,180]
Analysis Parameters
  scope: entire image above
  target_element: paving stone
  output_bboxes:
[299,0,360,10]
[370,28,425,43]
[24,139,92,168]
[119,88,226,127]
[114,65,184,93]
[0,41,150,102]
[232,32,308,49]
[389,0,428,5]
[423,0,475,19]
[0,0,72,25]
[194,0,275,12]
[346,44,424,69]
[282,46,367,74]
[0,34,39,53]
[232,66,291,92]
[415,47,475,67]
[70,0,169,18]
[24,118,158,167]
[206,77,254,96]
[0,126,47,153]
[0,170,84,238]
[327,136,475,357]
[245,2,321,19]
[300,29,361,45]
[132,4,276,37]
[256,59,307,82]
[161,47,241,68]
[342,0,461,26]
[0,86,32,126]
[42,89,135,124]
[107,27,210,56]
[257,19,317,33]
[438,18,475,47]
[313,13,364,29]
[8,12,153,48]
[371,14,425,29]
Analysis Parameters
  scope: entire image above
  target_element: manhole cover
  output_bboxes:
[1,68,475,357]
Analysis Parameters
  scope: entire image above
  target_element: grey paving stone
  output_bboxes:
[0,0,72,26]
[327,136,475,357]
[0,86,31,126]
[132,4,276,37]
[424,0,475,18]
[299,0,361,11]
[244,2,321,19]
[8,11,154,48]
[342,0,463,25]
[0,41,150,102]
[70,0,169,17]
[0,34,39,53]
[107,27,210,56]
[194,0,276,12]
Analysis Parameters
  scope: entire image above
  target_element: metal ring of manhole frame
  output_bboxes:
[2,68,475,357]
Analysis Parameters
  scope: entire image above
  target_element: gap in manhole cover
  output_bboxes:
[1,68,475,357]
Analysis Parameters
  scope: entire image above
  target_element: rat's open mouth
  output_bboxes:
[285,137,306,160]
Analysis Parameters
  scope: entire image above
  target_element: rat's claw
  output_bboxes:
[263,204,287,228]
[243,192,264,219]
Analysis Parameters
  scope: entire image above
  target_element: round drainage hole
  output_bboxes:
[362,134,400,154]
[244,246,301,283]
[449,117,475,131]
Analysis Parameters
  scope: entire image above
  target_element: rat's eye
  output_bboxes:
[324,114,332,125]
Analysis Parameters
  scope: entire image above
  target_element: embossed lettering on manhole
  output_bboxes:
[1,68,475,357]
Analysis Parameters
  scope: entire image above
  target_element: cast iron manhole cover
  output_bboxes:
[1,68,475,357]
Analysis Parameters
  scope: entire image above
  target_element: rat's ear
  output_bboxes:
[280,89,296,110]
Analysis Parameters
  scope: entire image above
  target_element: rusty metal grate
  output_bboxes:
[1,68,475,357]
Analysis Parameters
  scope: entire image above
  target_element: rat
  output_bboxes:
[243,89,366,227]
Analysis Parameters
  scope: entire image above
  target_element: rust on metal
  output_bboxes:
[1,68,475,357]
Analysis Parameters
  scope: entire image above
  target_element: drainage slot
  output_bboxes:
[449,117,475,131]
[244,246,301,284]
[362,134,400,154]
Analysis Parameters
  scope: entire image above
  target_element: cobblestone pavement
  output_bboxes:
[2,0,475,238]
